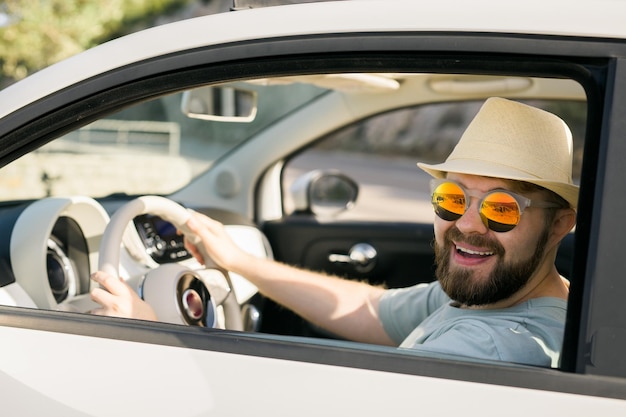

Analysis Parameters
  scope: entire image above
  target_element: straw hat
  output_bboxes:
[418,97,579,208]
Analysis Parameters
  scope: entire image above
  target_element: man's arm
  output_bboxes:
[185,212,395,346]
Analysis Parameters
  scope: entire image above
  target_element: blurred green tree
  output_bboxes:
[0,0,193,84]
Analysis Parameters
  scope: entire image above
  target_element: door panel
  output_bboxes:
[3,321,625,415]
[260,219,435,337]
[263,219,434,288]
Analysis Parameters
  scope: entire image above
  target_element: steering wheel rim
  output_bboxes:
[98,195,243,330]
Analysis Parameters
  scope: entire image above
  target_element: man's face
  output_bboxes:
[433,173,552,306]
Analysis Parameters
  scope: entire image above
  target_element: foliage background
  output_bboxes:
[0,0,223,87]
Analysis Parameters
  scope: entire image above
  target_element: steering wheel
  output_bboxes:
[98,195,243,330]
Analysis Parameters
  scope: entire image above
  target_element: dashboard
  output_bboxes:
[0,196,265,326]
[134,214,192,264]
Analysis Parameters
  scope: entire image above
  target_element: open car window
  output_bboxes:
[0,73,587,362]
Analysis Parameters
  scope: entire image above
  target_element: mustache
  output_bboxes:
[444,226,505,256]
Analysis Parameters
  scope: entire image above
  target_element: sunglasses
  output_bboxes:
[430,179,562,232]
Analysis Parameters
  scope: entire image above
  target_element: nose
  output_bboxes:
[454,199,489,234]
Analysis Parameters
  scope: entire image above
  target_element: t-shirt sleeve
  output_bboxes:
[379,281,450,344]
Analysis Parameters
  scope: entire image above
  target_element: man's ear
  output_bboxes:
[550,208,577,243]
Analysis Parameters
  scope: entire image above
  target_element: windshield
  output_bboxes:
[0,80,328,201]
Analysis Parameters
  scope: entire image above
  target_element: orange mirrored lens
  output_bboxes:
[481,192,521,231]
[432,182,466,220]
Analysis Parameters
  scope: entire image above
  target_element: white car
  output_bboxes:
[0,0,625,415]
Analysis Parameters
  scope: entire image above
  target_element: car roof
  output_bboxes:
[0,0,625,119]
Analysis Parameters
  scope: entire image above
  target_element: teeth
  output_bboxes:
[456,246,493,256]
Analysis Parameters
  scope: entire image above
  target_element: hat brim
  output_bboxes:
[417,160,579,209]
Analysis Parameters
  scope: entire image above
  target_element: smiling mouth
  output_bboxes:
[456,245,494,258]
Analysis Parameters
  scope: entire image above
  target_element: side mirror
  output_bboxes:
[181,86,257,122]
[290,170,358,217]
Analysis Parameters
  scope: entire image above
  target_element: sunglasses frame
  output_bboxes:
[429,179,562,232]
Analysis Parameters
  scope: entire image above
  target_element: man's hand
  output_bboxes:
[89,213,240,321]
[184,212,248,272]
[90,271,157,321]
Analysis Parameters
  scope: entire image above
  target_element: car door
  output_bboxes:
[1,2,626,414]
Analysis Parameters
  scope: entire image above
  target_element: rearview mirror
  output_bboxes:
[181,86,257,122]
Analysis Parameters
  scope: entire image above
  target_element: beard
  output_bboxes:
[434,225,549,306]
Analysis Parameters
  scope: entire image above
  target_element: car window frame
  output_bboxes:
[0,31,624,396]
[569,57,626,378]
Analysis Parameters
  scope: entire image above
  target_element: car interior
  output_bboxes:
[0,68,589,366]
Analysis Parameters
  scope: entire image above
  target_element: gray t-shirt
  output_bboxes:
[379,281,567,367]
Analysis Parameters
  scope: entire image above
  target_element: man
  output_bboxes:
[91,97,578,367]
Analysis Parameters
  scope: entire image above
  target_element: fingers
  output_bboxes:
[89,272,133,318]
[89,271,150,319]
[184,213,223,264]
[91,270,128,296]
[187,211,224,237]
[90,286,118,309]
[183,211,243,271]
[185,241,204,264]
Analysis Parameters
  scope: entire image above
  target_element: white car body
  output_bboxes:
[0,1,625,415]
